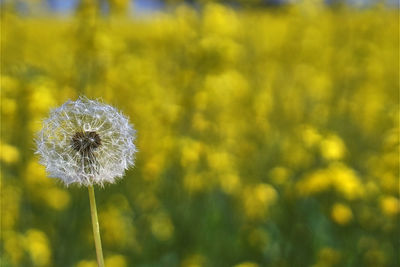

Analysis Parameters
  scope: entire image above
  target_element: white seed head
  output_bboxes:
[35,97,137,186]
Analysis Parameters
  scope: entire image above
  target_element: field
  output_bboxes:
[1,2,399,267]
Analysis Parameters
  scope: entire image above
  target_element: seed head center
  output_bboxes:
[71,131,102,153]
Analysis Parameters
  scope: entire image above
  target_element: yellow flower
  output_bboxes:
[181,139,204,167]
[24,229,51,267]
[105,255,127,267]
[330,163,364,200]
[42,187,70,211]
[234,262,259,267]
[203,3,240,37]
[331,203,353,225]
[76,260,97,267]
[242,184,277,220]
[314,247,341,267]
[150,211,174,242]
[320,135,346,161]
[219,173,241,195]
[380,196,400,216]
[0,142,20,164]
[181,254,206,267]
[302,125,322,147]
[297,163,364,199]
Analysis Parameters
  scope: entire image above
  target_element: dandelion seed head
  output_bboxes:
[36,97,137,186]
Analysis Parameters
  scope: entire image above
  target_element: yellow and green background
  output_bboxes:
[1,0,399,266]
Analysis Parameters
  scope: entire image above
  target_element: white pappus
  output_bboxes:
[36,97,137,186]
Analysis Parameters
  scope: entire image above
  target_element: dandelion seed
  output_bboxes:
[36,97,137,186]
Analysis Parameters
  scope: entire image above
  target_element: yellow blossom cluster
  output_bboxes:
[1,1,398,266]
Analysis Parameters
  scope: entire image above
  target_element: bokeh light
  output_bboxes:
[1,0,398,266]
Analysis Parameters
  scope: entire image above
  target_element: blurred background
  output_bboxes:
[1,0,399,266]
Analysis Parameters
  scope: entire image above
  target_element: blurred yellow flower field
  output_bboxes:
[1,1,398,266]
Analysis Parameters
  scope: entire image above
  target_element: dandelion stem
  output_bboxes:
[88,185,105,267]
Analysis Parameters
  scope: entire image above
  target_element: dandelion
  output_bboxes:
[35,97,137,267]
[36,97,137,186]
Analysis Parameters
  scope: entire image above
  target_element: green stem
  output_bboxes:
[88,185,105,267]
